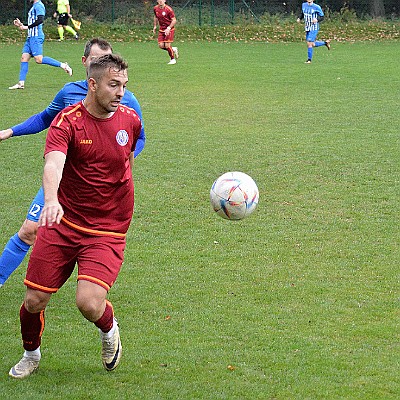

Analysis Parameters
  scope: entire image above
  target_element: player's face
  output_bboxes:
[82,45,112,70]
[93,67,128,114]
[157,0,166,7]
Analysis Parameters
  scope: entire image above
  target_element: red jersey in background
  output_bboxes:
[154,4,175,31]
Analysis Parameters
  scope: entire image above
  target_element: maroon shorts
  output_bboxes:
[25,221,126,293]
[158,29,175,43]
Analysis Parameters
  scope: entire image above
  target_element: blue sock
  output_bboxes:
[0,233,31,285]
[307,47,313,60]
[19,62,29,81]
[42,56,61,68]
[315,41,325,47]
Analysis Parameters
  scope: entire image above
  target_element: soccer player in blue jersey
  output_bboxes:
[0,38,146,288]
[297,0,331,64]
[9,0,73,90]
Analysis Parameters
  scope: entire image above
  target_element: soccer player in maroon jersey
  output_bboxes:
[9,54,142,379]
[153,0,179,64]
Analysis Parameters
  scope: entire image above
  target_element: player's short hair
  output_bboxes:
[83,38,113,58]
[87,54,128,82]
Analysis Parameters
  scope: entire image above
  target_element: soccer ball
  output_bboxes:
[210,171,259,220]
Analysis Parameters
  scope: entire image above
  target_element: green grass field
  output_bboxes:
[0,40,399,399]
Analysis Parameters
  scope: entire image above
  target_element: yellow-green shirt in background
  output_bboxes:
[57,0,70,14]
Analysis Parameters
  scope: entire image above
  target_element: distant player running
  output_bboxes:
[297,0,331,64]
[53,0,79,41]
[153,0,179,65]
[9,0,72,90]
[0,38,146,288]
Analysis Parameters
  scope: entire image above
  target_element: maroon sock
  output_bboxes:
[167,47,174,59]
[20,303,44,351]
[94,300,114,333]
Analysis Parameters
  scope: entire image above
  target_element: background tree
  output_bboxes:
[370,0,385,17]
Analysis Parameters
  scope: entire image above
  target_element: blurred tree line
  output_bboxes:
[1,0,398,25]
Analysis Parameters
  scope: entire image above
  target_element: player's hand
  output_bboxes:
[13,18,22,27]
[165,26,171,37]
[296,18,301,23]
[0,129,13,142]
[312,18,318,23]
[39,201,64,227]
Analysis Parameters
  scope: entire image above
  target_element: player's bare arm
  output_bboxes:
[153,16,157,33]
[40,151,66,227]
[164,16,176,37]
[14,18,28,31]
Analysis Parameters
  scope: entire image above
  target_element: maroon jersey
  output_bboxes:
[45,102,142,236]
[154,4,175,31]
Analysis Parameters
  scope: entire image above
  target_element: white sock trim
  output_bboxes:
[100,318,117,339]
[24,347,41,361]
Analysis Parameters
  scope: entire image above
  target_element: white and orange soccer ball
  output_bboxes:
[210,171,259,220]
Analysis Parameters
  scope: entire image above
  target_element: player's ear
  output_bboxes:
[88,77,97,91]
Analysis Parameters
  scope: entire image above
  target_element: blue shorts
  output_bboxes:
[306,29,319,43]
[26,187,44,222]
[22,36,44,57]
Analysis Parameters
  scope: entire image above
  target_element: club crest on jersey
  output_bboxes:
[162,12,166,16]
[116,130,129,146]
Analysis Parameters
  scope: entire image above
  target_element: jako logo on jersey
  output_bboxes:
[80,139,92,144]
[116,130,129,146]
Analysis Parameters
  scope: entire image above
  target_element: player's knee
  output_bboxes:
[24,290,49,313]
[18,220,39,246]
[76,293,103,321]
[76,280,108,321]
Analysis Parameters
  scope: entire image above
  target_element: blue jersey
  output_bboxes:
[28,1,45,38]
[12,80,145,157]
[301,2,324,32]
